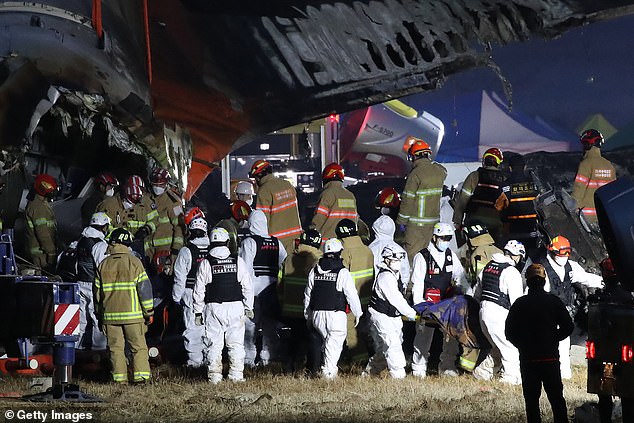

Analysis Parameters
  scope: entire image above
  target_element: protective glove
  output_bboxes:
[195,313,203,326]
[145,315,154,326]
[402,314,417,322]
[398,224,406,233]
[135,225,151,240]
[354,315,361,328]
[245,309,255,320]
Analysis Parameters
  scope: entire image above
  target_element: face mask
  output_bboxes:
[380,207,391,216]
[105,188,115,197]
[152,186,166,196]
[436,240,450,252]
[554,255,569,266]
[387,259,401,272]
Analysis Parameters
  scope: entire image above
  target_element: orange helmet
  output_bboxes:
[482,147,504,167]
[34,174,58,196]
[184,206,205,226]
[231,200,252,222]
[407,137,432,160]
[249,160,272,178]
[322,163,344,182]
[375,187,401,209]
[548,235,572,257]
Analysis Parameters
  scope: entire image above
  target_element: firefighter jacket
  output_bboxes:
[278,243,322,318]
[304,257,362,319]
[192,245,254,314]
[255,173,302,242]
[172,236,210,303]
[312,180,359,240]
[453,167,507,226]
[411,243,467,304]
[340,235,375,306]
[96,195,159,235]
[94,244,154,325]
[501,170,539,236]
[571,146,616,220]
[369,215,409,279]
[149,190,184,253]
[474,253,523,310]
[369,264,417,319]
[216,217,240,256]
[457,233,502,287]
[25,194,57,259]
[397,158,446,228]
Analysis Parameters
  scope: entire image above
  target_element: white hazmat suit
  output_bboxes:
[369,216,409,278]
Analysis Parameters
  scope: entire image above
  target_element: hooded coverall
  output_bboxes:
[304,257,362,379]
[571,146,616,222]
[193,245,253,383]
[240,210,287,365]
[25,194,57,271]
[365,263,417,378]
[312,180,359,240]
[173,236,210,367]
[369,216,410,278]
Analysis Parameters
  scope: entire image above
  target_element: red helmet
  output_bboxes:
[124,184,143,204]
[482,148,504,167]
[375,187,401,209]
[34,174,58,196]
[407,137,432,160]
[184,206,205,226]
[126,175,145,190]
[322,163,344,182]
[600,257,617,281]
[248,160,272,178]
[150,168,170,186]
[231,200,252,222]
[547,235,572,257]
[95,172,119,187]
[580,129,604,149]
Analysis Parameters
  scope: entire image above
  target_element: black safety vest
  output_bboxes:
[309,267,347,312]
[76,236,102,283]
[251,235,280,277]
[541,258,574,306]
[466,168,505,213]
[204,256,242,303]
[421,248,453,299]
[503,172,539,234]
[369,268,404,317]
[237,228,250,245]
[480,261,512,309]
[186,241,210,289]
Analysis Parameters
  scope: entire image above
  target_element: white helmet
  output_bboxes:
[433,222,454,237]
[504,240,526,257]
[189,217,208,232]
[324,238,344,254]
[381,245,406,261]
[90,212,111,226]
[235,181,255,196]
[210,227,230,243]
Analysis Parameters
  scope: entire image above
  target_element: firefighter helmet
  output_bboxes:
[184,207,205,226]
[526,263,546,281]
[547,235,571,257]
[110,228,133,246]
[322,163,345,182]
[249,160,272,178]
[407,137,432,160]
[189,217,208,233]
[210,227,230,243]
[375,187,401,209]
[482,148,504,167]
[150,168,170,186]
[300,229,322,249]
[124,184,143,204]
[432,222,454,237]
[600,257,617,285]
[34,174,58,196]
[580,128,604,149]
[463,224,488,239]
[230,200,251,222]
[503,240,526,257]
[335,218,357,239]
[95,172,119,188]
[324,238,344,254]
[126,175,146,190]
[235,181,255,196]
[90,212,111,227]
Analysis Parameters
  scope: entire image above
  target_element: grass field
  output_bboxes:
[0,364,596,423]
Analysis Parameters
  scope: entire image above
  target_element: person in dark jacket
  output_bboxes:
[505,264,574,423]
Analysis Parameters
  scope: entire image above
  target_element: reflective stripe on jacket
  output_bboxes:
[279,244,322,317]
[255,174,302,241]
[571,147,616,219]
[150,190,184,251]
[312,180,359,240]
[25,195,57,257]
[397,158,446,227]
[341,236,375,306]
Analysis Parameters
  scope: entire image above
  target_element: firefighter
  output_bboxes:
[249,160,302,253]
[397,137,447,260]
[95,228,154,384]
[311,163,359,241]
[75,212,111,351]
[375,187,401,220]
[234,180,255,206]
[364,246,417,379]
[457,224,503,288]
[506,264,574,423]
[571,129,616,225]
[278,229,323,375]
[193,227,254,384]
[216,200,251,256]
[410,222,468,378]
[25,174,58,273]
[304,238,362,379]
[453,148,508,245]
[240,209,287,366]
[172,217,210,368]
[369,215,409,278]
[81,172,119,228]
[501,154,541,259]
[472,240,526,385]
[148,167,184,274]
[336,218,375,365]
[538,235,603,379]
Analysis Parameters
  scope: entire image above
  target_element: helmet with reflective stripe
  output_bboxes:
[580,128,604,149]
[235,181,255,196]
[322,163,344,182]
[432,222,454,237]
[230,200,252,222]
[110,228,133,246]
[407,137,432,160]
[335,218,357,239]
[184,207,205,226]
[210,227,230,243]
[126,175,146,190]
[547,235,571,257]
[34,174,58,196]
[150,168,170,186]
[324,238,344,254]
[503,239,526,257]
[482,148,504,167]
[125,184,143,204]
[95,172,119,187]
[90,212,111,226]
[300,229,322,249]
[375,187,401,209]
[249,160,272,178]
[463,224,488,239]
[189,217,208,232]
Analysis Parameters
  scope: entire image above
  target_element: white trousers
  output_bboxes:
[76,281,107,350]
[202,301,246,381]
[477,302,521,384]
[412,323,459,375]
[559,336,572,379]
[312,310,348,379]
[181,288,205,366]
[365,308,406,378]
